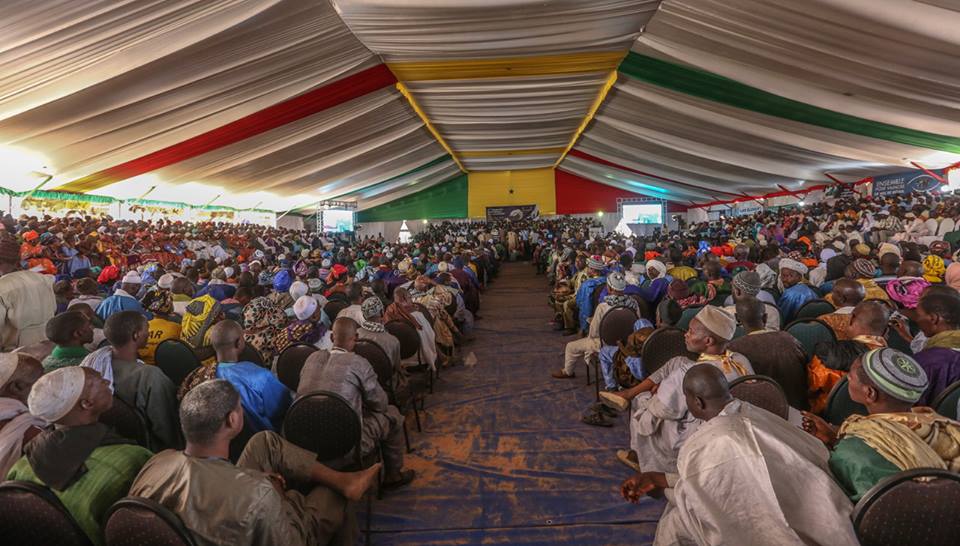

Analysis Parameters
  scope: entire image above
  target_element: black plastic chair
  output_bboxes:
[100,396,151,450]
[796,299,835,321]
[356,339,418,446]
[0,481,92,546]
[239,344,267,368]
[729,375,790,420]
[104,497,197,546]
[413,303,434,328]
[385,319,434,394]
[593,306,639,400]
[155,339,202,388]
[852,468,960,546]
[932,380,960,420]
[641,327,698,376]
[323,300,349,322]
[823,375,868,426]
[785,318,837,360]
[275,343,317,392]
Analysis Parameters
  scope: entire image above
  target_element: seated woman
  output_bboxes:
[384,287,438,369]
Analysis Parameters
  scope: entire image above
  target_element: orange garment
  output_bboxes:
[818,312,853,341]
[807,335,886,414]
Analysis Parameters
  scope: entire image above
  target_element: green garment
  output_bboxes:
[828,436,901,502]
[41,345,90,372]
[7,444,152,545]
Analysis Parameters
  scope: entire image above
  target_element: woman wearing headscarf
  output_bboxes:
[384,287,437,369]
[922,254,946,283]
[241,295,286,362]
[179,294,223,363]
[634,259,671,306]
[138,288,181,365]
[945,262,960,292]
[273,296,324,354]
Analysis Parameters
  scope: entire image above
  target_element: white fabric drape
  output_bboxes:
[357,160,463,211]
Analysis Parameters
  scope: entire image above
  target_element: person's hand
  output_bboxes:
[266,472,287,494]
[801,411,837,446]
[620,472,666,503]
[650,383,660,395]
[889,315,913,341]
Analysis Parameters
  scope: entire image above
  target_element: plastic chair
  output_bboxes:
[593,306,639,399]
[356,339,418,446]
[932,380,960,420]
[104,497,197,546]
[729,375,790,420]
[100,396,151,450]
[796,299,835,321]
[676,306,703,331]
[385,319,434,394]
[785,319,837,360]
[239,344,267,368]
[0,481,92,546]
[275,343,317,392]
[323,300,349,322]
[852,468,960,546]
[823,375,868,426]
[155,339,202,389]
[641,327,698,376]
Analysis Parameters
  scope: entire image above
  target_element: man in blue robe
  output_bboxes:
[778,258,818,325]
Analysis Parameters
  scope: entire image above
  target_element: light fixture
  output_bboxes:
[798,201,806,207]
[597,211,604,217]
[422,219,429,224]
[797,180,806,186]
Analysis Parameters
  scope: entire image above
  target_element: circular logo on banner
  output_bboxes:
[907,174,940,193]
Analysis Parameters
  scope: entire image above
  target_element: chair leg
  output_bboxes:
[594,359,601,401]
[585,359,592,386]
[402,416,411,453]
[413,399,422,432]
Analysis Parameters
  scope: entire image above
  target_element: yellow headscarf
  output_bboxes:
[923,254,946,283]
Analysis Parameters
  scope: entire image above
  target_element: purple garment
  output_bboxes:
[913,347,960,406]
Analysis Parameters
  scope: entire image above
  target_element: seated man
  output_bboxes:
[357,297,402,379]
[129,380,380,546]
[0,353,45,477]
[338,283,366,325]
[817,278,866,340]
[803,348,960,501]
[727,296,808,409]
[274,295,325,354]
[553,271,637,380]
[41,310,93,371]
[298,317,413,489]
[911,290,960,405]
[96,271,148,321]
[807,301,889,413]
[777,258,818,325]
[7,367,152,545]
[81,310,181,450]
[179,320,291,433]
[723,270,780,331]
[608,306,753,473]
[623,365,858,546]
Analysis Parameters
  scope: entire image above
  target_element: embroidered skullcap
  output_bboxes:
[820,248,837,263]
[157,273,175,290]
[322,258,332,268]
[0,353,17,388]
[607,271,627,292]
[694,305,736,341]
[778,258,808,275]
[121,271,142,284]
[586,256,605,271]
[732,271,761,296]
[852,258,876,279]
[361,297,384,320]
[289,281,308,300]
[307,278,323,293]
[878,243,901,259]
[854,244,871,257]
[438,262,449,273]
[28,367,86,422]
[293,295,318,321]
[223,267,235,279]
[861,348,928,403]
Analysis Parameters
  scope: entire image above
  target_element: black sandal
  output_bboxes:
[581,410,614,427]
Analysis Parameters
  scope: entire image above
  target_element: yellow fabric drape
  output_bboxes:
[388,51,625,81]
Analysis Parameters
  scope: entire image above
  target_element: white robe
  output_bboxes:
[655,400,859,546]
[630,354,753,474]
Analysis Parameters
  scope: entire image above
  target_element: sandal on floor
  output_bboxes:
[617,449,641,472]
[382,469,416,490]
[581,410,614,427]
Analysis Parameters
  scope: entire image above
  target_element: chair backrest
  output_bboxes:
[154,339,202,389]
[944,230,960,247]
[785,319,836,359]
[0,481,92,546]
[641,327,698,376]
[275,343,317,392]
[100,396,151,449]
[796,299,835,320]
[239,344,267,368]
[384,320,420,360]
[852,468,960,546]
[599,306,639,347]
[823,375,868,426]
[323,300,348,322]
[932,379,960,420]
[355,340,393,395]
[676,306,703,331]
[104,497,196,546]
[589,283,605,311]
[283,391,360,464]
[729,375,790,420]
[630,295,653,322]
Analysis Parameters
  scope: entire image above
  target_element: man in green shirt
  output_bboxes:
[41,311,93,372]
[803,348,960,501]
[7,366,152,545]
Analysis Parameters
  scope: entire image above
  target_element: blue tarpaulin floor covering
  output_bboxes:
[368,262,664,545]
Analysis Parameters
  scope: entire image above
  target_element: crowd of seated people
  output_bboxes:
[0,214,505,545]
[538,190,960,544]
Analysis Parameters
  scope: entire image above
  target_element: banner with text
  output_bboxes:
[485,204,539,221]
[872,169,944,198]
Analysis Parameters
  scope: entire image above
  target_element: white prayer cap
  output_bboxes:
[879,243,901,259]
[157,273,175,290]
[223,267,235,279]
[28,367,86,423]
[438,262,449,273]
[321,259,331,268]
[293,295,318,321]
[121,271,142,284]
[778,258,808,275]
[694,306,737,341]
[0,353,17,388]
[289,281,309,300]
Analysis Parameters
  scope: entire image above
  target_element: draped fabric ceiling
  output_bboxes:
[2,0,960,215]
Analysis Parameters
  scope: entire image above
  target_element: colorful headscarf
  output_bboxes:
[885,278,931,309]
[923,254,946,283]
[142,288,174,315]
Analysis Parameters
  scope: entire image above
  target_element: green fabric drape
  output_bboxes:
[619,53,960,153]
[357,174,468,222]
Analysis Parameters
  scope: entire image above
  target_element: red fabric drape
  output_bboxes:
[56,64,398,192]
[556,170,687,213]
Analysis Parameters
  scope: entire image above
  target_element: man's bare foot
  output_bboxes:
[343,463,382,501]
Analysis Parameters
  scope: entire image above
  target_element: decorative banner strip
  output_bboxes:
[459,148,565,158]
[388,51,625,81]
[555,70,618,167]
[395,82,467,172]
[619,53,960,153]
[55,64,399,193]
